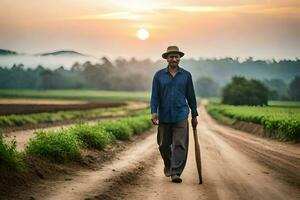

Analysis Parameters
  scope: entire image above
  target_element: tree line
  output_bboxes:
[0,57,299,100]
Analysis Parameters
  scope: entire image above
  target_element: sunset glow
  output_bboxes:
[0,0,299,59]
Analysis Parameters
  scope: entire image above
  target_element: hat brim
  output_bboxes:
[162,51,184,59]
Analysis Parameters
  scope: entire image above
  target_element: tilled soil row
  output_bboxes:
[0,102,126,115]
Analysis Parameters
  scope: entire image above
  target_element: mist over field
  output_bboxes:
[1,50,299,98]
[0,54,99,70]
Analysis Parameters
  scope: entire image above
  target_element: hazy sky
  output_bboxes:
[0,0,299,60]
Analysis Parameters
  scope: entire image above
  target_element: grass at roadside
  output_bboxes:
[0,134,23,170]
[25,114,153,163]
[69,123,115,150]
[206,108,236,125]
[206,102,300,141]
[25,129,82,163]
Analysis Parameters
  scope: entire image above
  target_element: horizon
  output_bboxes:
[1,48,299,62]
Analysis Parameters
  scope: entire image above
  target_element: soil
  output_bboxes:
[0,129,155,200]
[1,100,299,200]
[0,101,126,115]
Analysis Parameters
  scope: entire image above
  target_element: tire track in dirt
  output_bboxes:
[25,131,158,200]
[201,105,300,188]
[118,104,300,200]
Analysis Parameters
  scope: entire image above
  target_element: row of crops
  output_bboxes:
[206,103,300,141]
[0,106,145,127]
[0,114,153,170]
[0,89,150,101]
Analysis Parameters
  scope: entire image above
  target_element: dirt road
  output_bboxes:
[121,105,300,200]
[6,103,300,200]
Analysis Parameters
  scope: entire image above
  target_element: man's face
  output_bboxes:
[167,53,180,68]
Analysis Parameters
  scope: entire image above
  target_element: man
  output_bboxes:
[150,45,198,183]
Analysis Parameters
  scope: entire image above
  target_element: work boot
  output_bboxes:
[171,174,182,183]
[164,167,171,177]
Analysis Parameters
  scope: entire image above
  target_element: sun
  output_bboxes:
[136,28,150,40]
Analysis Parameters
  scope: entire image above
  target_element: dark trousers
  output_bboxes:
[157,119,189,176]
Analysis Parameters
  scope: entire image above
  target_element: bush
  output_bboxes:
[0,133,23,170]
[69,123,115,150]
[25,129,81,163]
[24,114,154,163]
[101,121,134,140]
[222,76,269,106]
[120,116,152,134]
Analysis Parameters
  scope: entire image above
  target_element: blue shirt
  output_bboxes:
[150,66,198,123]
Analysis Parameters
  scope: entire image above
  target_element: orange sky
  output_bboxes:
[0,0,299,60]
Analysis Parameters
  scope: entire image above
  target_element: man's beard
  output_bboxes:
[169,62,178,68]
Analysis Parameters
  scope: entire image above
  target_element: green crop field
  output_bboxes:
[1,113,153,168]
[206,98,300,107]
[0,106,149,128]
[0,89,150,102]
[268,100,300,107]
[206,100,300,141]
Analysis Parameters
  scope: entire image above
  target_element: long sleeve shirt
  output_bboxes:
[150,66,198,123]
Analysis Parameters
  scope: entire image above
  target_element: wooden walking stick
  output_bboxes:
[192,127,203,184]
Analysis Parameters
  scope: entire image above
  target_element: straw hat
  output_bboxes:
[162,46,184,59]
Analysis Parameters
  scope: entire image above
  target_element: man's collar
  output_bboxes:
[164,66,182,73]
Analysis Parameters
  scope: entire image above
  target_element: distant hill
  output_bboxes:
[39,50,85,56]
[0,49,18,56]
[0,48,86,57]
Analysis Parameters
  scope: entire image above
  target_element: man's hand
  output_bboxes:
[151,113,159,125]
[191,117,198,129]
